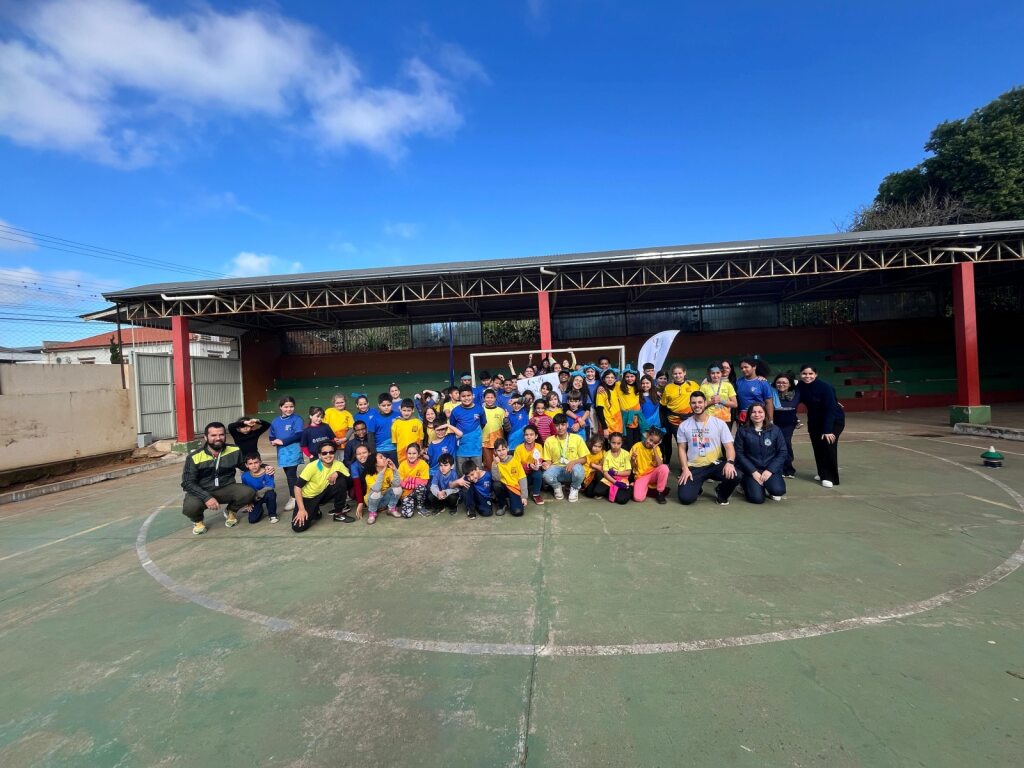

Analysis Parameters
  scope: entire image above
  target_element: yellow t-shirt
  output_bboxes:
[663,380,700,420]
[630,442,660,477]
[397,458,429,497]
[323,407,354,442]
[514,442,544,470]
[595,388,623,433]
[543,433,589,465]
[482,405,507,448]
[364,467,395,493]
[601,449,632,486]
[494,456,527,495]
[391,417,424,460]
[443,401,457,417]
[298,458,350,498]
[699,380,737,422]
[584,449,605,484]
[614,387,640,412]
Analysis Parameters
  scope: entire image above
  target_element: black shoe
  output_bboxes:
[467,510,477,519]
[332,513,356,523]
[496,506,507,516]
[655,491,667,505]
[715,496,730,506]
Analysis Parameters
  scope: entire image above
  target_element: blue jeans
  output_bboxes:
[494,485,525,516]
[367,487,399,514]
[248,491,277,523]
[543,463,585,490]
[525,469,544,496]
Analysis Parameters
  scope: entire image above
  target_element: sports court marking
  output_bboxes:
[0,514,134,563]
[135,441,1024,657]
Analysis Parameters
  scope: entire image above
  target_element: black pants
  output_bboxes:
[808,421,844,484]
[182,484,255,523]
[677,462,740,505]
[590,480,631,504]
[778,423,797,476]
[740,473,787,504]
[293,477,349,533]
[430,492,461,513]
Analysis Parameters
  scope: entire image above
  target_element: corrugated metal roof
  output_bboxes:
[103,220,1024,301]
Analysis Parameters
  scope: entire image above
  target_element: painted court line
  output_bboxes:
[135,443,1024,657]
[0,515,134,563]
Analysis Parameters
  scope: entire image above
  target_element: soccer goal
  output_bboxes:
[469,345,626,384]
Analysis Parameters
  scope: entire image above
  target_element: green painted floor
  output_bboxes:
[1,408,1022,767]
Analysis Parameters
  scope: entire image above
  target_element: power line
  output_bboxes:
[0,223,229,279]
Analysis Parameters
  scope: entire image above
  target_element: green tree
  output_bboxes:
[856,86,1024,229]
[108,336,123,364]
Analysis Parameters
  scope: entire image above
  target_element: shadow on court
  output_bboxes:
[1,408,1022,767]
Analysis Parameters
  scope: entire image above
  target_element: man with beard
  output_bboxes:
[675,391,740,506]
[181,422,256,535]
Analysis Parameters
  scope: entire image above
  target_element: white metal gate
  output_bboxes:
[191,357,244,432]
[133,353,176,439]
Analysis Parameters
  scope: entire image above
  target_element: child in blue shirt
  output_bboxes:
[449,386,486,466]
[453,458,492,519]
[241,453,278,524]
[366,393,399,463]
[564,392,591,441]
[429,453,462,514]
[504,396,529,451]
[268,395,304,511]
[426,418,460,470]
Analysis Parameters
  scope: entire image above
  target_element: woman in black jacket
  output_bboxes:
[734,403,788,503]
[796,364,845,488]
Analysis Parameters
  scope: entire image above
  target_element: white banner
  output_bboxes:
[517,371,561,396]
[637,330,679,375]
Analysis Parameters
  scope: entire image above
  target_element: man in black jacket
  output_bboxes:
[181,422,255,535]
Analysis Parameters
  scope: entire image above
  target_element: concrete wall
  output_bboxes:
[0,364,137,472]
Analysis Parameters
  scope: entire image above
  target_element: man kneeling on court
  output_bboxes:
[292,443,352,532]
[676,391,740,506]
[181,422,255,535]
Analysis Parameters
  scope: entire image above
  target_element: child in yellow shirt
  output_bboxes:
[581,434,606,498]
[629,427,669,504]
[397,443,430,518]
[491,439,529,516]
[596,432,632,505]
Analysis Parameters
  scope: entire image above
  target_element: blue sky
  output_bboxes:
[1,0,1023,345]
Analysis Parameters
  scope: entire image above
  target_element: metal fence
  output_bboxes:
[191,357,243,431]
[133,352,176,439]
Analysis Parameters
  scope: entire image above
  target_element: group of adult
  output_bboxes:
[180,353,845,535]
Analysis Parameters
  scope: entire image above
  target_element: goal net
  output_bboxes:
[469,345,626,388]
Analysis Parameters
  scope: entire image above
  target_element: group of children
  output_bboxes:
[222,353,806,529]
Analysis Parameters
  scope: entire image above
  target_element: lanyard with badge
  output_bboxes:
[213,450,222,487]
[558,436,570,464]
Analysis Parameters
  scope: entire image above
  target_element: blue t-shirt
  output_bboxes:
[586,380,599,402]
[469,471,492,499]
[241,470,275,491]
[269,414,304,467]
[430,466,459,493]
[449,403,486,457]
[506,408,529,451]
[495,391,513,411]
[366,408,399,452]
[735,377,774,412]
[427,434,458,470]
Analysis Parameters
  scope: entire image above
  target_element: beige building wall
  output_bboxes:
[0,364,137,472]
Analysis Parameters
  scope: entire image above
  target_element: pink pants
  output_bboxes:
[633,464,669,501]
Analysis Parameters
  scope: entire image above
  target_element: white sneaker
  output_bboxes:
[568,488,579,502]
[813,475,821,482]
[552,485,564,500]
[770,495,782,502]
[285,498,296,511]
[821,480,833,488]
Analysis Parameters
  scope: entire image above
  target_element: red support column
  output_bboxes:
[537,290,552,350]
[952,262,982,407]
[171,315,195,443]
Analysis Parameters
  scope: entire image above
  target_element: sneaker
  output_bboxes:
[341,501,352,514]
[225,511,238,527]
[783,473,796,479]
[416,507,431,517]
[467,510,477,519]
[655,491,667,505]
[367,512,377,525]
[813,475,820,482]
[496,506,507,516]
[388,507,401,518]
[532,494,545,506]
[821,480,834,488]
[552,485,564,500]
[269,515,279,523]
[332,513,356,523]
[715,496,730,506]
[568,488,579,503]
[285,498,296,512]
[192,521,207,535]
[770,495,783,502]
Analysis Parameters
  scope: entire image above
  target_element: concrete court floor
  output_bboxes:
[1,408,1022,767]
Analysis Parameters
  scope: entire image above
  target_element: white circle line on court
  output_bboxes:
[135,440,1024,657]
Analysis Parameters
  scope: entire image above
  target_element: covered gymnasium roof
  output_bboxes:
[88,220,1024,336]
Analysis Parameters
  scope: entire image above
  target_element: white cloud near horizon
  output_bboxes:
[229,251,304,277]
[0,0,482,167]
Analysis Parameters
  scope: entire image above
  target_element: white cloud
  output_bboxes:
[0,219,38,250]
[230,251,304,277]
[0,0,483,167]
[197,192,264,220]
[384,221,419,239]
